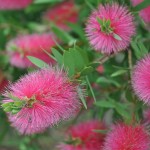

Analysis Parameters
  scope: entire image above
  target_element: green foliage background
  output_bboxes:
[0,0,150,149]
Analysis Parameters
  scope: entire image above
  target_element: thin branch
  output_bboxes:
[94,53,115,64]
[128,49,133,78]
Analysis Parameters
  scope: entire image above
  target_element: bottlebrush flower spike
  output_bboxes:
[43,0,78,30]
[58,120,106,150]
[2,67,81,135]
[0,0,33,10]
[103,124,150,150]
[85,3,135,54]
[132,55,150,104]
[131,0,150,25]
[6,33,57,68]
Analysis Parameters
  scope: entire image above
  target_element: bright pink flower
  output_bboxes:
[3,67,80,135]
[86,3,135,54]
[131,0,150,24]
[131,55,150,104]
[7,33,57,68]
[58,120,106,150]
[43,0,78,30]
[103,124,150,150]
[0,0,33,10]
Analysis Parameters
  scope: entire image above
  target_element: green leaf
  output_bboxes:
[115,104,130,119]
[27,56,48,68]
[105,20,111,27]
[131,41,141,59]
[75,46,89,65]
[63,46,89,76]
[86,76,96,102]
[95,100,115,108]
[113,33,122,41]
[111,70,127,77]
[1,102,13,108]
[44,50,56,61]
[67,23,85,40]
[80,66,94,76]
[63,51,75,76]
[8,93,21,102]
[71,48,85,72]
[4,106,12,112]
[96,17,103,26]
[133,0,150,11]
[13,101,24,107]
[131,40,148,59]
[51,48,63,65]
[138,41,148,55]
[51,25,76,45]
[77,87,87,109]
[85,0,95,10]
[96,77,120,87]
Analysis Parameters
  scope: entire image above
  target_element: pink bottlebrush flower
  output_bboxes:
[131,0,150,24]
[3,67,81,135]
[43,0,78,30]
[103,124,150,150]
[131,55,150,104]
[0,0,33,10]
[58,120,106,150]
[6,33,57,68]
[85,3,135,54]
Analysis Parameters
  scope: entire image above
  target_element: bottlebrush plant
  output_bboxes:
[0,0,150,150]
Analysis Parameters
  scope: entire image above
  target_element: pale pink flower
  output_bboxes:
[7,33,56,68]
[131,0,150,24]
[131,55,150,104]
[43,0,78,30]
[86,3,135,54]
[58,120,106,150]
[103,124,150,150]
[3,67,80,135]
[0,0,32,10]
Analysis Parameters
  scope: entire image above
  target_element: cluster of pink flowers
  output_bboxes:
[58,121,150,150]
[3,67,81,134]
[6,33,56,68]
[2,1,150,149]
[0,0,33,10]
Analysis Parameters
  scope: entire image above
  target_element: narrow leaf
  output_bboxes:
[27,56,48,68]
[86,76,96,102]
[95,100,115,108]
[77,87,87,109]
[51,48,63,65]
[113,33,122,41]
[134,0,150,11]
[111,70,127,77]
